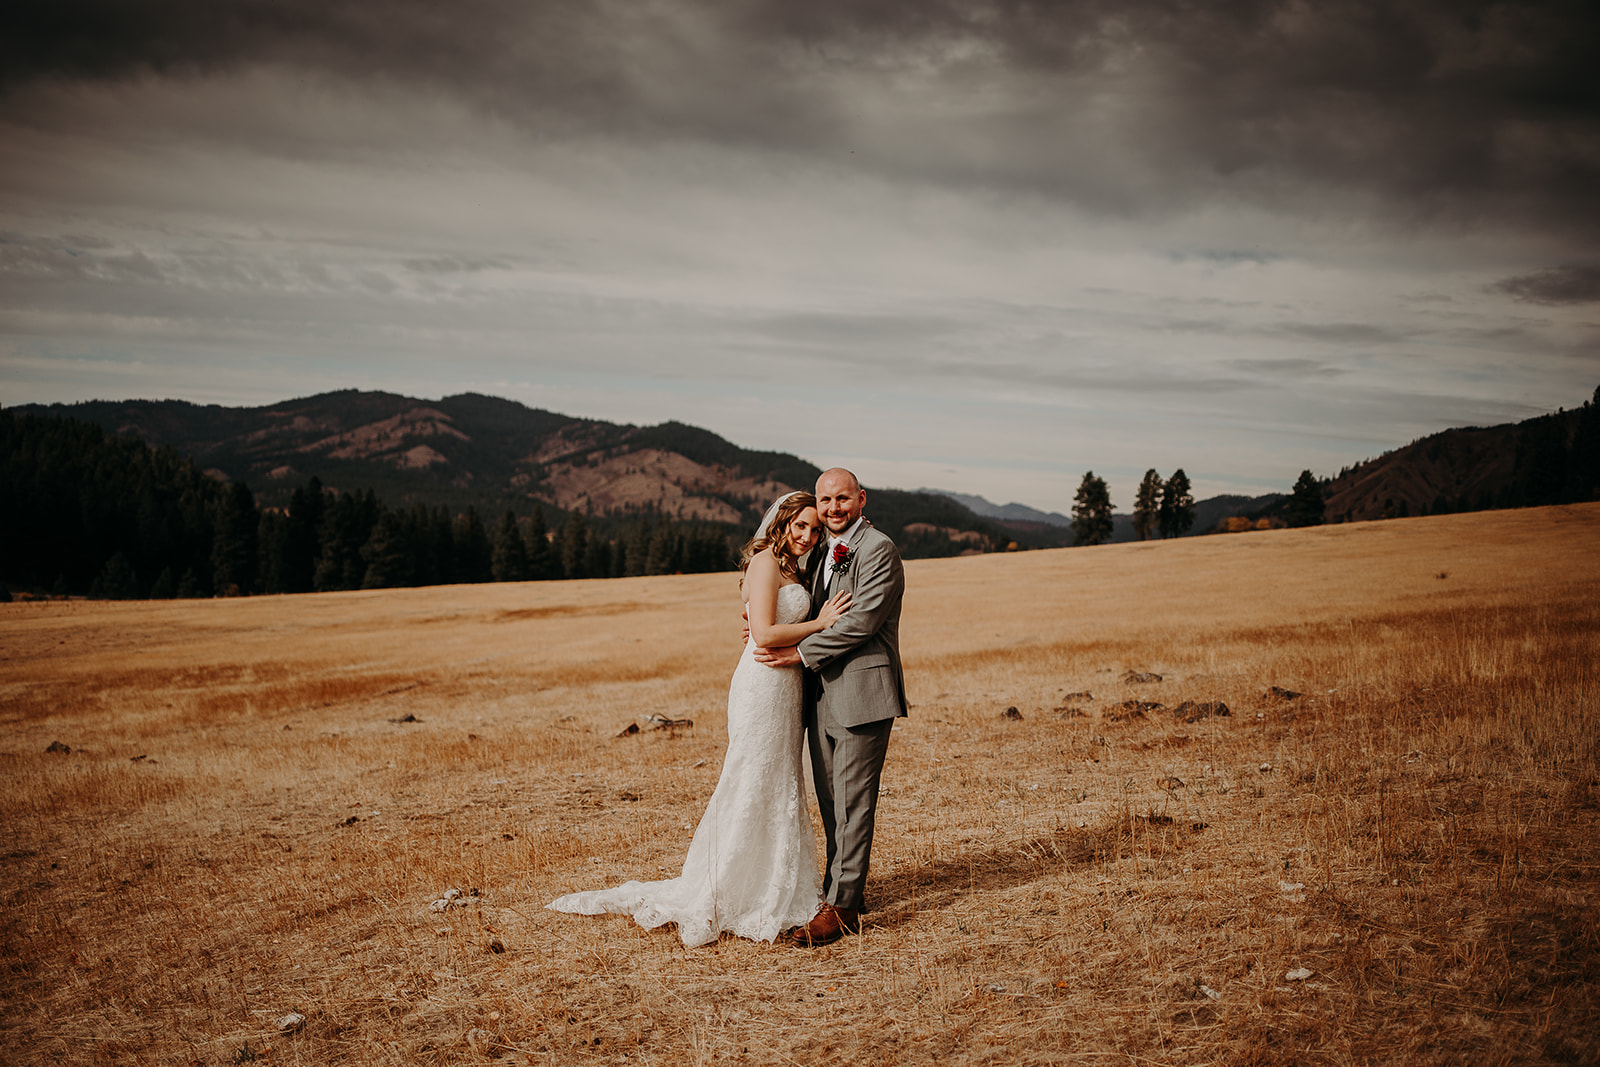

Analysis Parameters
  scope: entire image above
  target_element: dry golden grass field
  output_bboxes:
[3,504,1599,1066]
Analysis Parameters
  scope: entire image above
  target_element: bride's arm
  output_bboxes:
[746,552,849,648]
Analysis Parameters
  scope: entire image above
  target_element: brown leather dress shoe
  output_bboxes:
[791,904,859,947]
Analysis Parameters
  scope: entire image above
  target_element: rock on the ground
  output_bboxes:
[1173,700,1230,722]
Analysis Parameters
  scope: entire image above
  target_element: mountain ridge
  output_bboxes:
[14,381,1597,552]
[12,390,1016,557]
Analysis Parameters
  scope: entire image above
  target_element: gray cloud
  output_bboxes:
[1226,358,1347,379]
[402,255,512,275]
[1272,322,1411,345]
[2,1,1597,515]
[1492,264,1600,305]
[3,1,1596,232]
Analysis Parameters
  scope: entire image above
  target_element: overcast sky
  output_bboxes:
[3,0,1597,512]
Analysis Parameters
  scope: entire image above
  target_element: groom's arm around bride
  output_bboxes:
[791,523,907,724]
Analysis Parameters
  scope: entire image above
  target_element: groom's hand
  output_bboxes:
[753,645,802,668]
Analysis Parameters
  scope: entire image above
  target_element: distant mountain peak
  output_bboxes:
[918,488,1073,527]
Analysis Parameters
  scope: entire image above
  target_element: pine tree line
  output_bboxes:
[1070,467,1197,547]
[1,410,736,600]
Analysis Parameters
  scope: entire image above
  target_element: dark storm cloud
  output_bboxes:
[3,0,1596,231]
[1491,264,1600,305]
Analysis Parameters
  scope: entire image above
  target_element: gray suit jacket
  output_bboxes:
[798,522,909,729]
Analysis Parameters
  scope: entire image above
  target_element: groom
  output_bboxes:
[755,467,908,946]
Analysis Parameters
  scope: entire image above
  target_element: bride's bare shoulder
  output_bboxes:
[745,549,779,583]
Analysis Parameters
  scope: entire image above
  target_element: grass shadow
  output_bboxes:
[865,816,1204,930]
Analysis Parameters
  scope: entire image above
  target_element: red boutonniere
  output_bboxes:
[830,543,853,576]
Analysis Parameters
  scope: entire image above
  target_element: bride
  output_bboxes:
[547,491,851,947]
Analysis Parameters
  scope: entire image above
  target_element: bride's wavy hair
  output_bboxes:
[738,492,818,586]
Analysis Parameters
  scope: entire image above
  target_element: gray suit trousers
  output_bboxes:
[807,705,893,911]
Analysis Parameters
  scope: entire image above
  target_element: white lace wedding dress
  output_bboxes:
[547,583,820,947]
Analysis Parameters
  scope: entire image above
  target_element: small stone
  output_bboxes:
[465,1027,496,1055]
[1286,967,1313,981]
[1123,671,1163,684]
[277,1012,306,1033]
[1200,984,1222,1000]
[45,741,70,754]
[430,887,464,911]
[1259,763,1272,773]
[1266,686,1303,701]
[1002,706,1023,720]
[1173,700,1230,722]
[488,938,505,954]
[1109,700,1163,721]
[388,713,421,723]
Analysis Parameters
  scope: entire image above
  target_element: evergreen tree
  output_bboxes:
[1284,470,1325,528]
[1132,469,1163,542]
[149,567,176,599]
[361,511,415,588]
[1158,469,1195,538]
[1573,385,1600,501]
[623,520,653,577]
[491,509,530,582]
[1070,471,1114,547]
[314,490,379,591]
[257,509,291,594]
[411,504,455,587]
[211,480,259,595]
[90,551,139,599]
[1510,415,1568,507]
[452,507,493,583]
[290,479,327,590]
[524,506,556,580]
[560,510,589,579]
[176,567,205,598]
[646,524,681,574]
[583,533,612,580]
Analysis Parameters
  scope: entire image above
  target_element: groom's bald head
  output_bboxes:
[818,468,860,494]
[815,468,865,534]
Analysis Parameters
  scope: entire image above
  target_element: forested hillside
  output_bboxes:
[1319,386,1600,521]
[0,411,732,599]
[17,391,1012,562]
